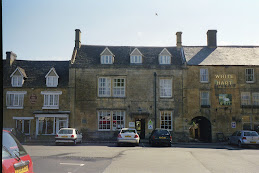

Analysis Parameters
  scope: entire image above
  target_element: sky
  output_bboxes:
[3,0,259,61]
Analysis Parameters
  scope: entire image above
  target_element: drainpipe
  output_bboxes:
[154,72,157,129]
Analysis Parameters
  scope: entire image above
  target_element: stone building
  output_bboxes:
[69,29,185,140]
[3,52,70,139]
[183,30,259,142]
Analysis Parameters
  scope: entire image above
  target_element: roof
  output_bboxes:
[72,45,184,68]
[3,60,69,87]
[184,46,259,66]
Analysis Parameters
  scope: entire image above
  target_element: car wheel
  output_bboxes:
[135,143,139,146]
[238,141,242,148]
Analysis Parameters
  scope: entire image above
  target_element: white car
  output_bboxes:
[117,128,140,146]
[228,130,259,148]
[55,128,82,145]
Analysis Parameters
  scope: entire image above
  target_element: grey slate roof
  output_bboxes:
[184,46,259,66]
[3,60,69,87]
[72,45,184,68]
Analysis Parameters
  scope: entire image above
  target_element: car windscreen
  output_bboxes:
[2,131,28,159]
[58,129,73,134]
[154,130,170,135]
[244,131,259,136]
[121,130,136,133]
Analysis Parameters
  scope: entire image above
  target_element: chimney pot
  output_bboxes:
[75,29,81,49]
[207,30,217,48]
[176,32,182,48]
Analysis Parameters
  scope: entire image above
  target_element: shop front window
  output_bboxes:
[15,119,31,135]
[38,117,54,134]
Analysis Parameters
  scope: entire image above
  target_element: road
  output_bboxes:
[23,143,259,173]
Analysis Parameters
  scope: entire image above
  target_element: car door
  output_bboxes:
[76,130,82,142]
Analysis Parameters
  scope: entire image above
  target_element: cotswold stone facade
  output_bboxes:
[69,36,185,140]
[3,29,259,142]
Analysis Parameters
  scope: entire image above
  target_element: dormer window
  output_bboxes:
[159,48,171,65]
[130,55,142,64]
[10,67,27,87]
[100,47,114,64]
[45,67,59,87]
[130,48,143,64]
[101,55,113,64]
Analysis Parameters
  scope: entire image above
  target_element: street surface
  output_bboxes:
[23,142,259,173]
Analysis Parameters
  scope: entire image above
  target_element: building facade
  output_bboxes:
[3,52,70,139]
[3,29,259,142]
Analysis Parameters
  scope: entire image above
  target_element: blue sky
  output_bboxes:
[3,0,259,60]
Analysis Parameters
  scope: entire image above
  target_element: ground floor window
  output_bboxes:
[98,110,125,131]
[160,111,173,130]
[242,115,259,132]
[35,115,68,135]
[13,117,33,135]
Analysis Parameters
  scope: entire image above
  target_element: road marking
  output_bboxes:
[60,163,85,167]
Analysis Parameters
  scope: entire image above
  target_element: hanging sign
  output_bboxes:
[231,122,236,128]
[148,119,153,130]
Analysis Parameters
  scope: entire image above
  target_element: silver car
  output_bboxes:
[117,128,140,146]
[228,130,259,148]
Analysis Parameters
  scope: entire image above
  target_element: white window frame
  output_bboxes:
[252,93,259,106]
[113,78,125,97]
[46,76,58,87]
[98,77,111,97]
[200,68,209,83]
[6,91,27,109]
[11,76,23,87]
[101,55,113,64]
[35,114,69,136]
[200,91,210,106]
[159,55,171,65]
[160,111,173,130]
[13,117,34,135]
[245,68,254,83]
[41,91,62,109]
[160,79,172,98]
[112,111,125,131]
[98,110,125,131]
[241,92,251,106]
[130,55,142,64]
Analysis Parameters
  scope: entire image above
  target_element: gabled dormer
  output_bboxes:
[100,47,114,64]
[159,48,172,65]
[10,67,27,87]
[45,67,59,87]
[130,48,143,64]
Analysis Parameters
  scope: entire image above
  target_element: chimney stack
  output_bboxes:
[6,51,17,66]
[207,30,217,48]
[75,29,81,49]
[176,32,182,48]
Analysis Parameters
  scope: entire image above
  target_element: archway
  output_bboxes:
[190,116,212,142]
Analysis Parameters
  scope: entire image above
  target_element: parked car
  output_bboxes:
[228,130,259,148]
[2,130,34,173]
[55,128,83,145]
[149,128,172,147]
[3,128,26,143]
[117,128,140,146]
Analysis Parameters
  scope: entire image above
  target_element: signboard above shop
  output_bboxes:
[214,74,236,88]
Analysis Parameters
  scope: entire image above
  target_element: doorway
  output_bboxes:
[190,116,212,142]
[135,119,145,139]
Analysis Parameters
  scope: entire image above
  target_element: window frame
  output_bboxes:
[200,91,210,107]
[6,91,27,109]
[245,68,254,83]
[200,68,209,83]
[241,92,251,106]
[101,55,113,64]
[252,93,259,106]
[98,110,126,131]
[41,91,62,109]
[160,78,172,98]
[98,77,126,98]
[11,75,23,87]
[130,55,142,64]
[46,76,58,87]
[159,55,171,65]
[160,111,173,131]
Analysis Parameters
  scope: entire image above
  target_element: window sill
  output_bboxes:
[42,106,59,110]
[7,106,23,109]
[245,81,255,84]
